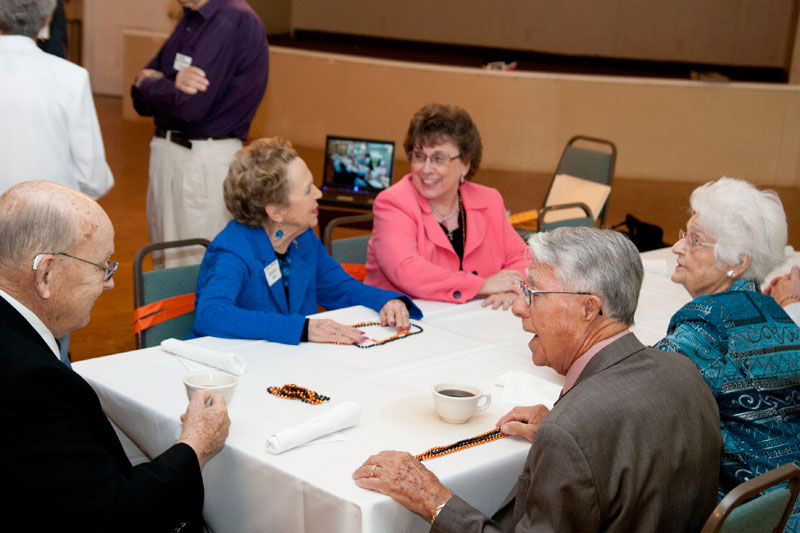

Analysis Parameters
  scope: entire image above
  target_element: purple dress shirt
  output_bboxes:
[131,0,269,140]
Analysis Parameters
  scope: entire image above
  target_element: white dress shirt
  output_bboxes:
[0,35,113,199]
[0,288,60,359]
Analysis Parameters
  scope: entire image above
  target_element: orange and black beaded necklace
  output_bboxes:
[328,321,423,348]
[415,428,508,461]
[267,384,330,404]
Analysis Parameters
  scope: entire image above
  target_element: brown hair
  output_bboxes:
[403,104,482,180]
[224,137,297,227]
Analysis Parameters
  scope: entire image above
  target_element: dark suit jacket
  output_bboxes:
[433,333,722,532]
[0,296,205,532]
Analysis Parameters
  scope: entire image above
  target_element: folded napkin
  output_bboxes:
[496,370,563,409]
[266,401,362,455]
[642,258,670,277]
[160,338,246,376]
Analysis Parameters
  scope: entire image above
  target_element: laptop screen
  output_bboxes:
[322,136,395,195]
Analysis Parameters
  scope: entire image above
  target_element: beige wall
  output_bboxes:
[293,0,796,68]
[248,47,800,187]
[92,0,799,96]
[84,0,176,95]
[86,0,288,95]
[118,33,800,186]
[791,8,800,84]
[249,0,292,35]
[121,31,172,121]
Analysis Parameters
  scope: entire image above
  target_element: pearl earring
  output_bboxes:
[726,270,735,279]
[459,175,465,184]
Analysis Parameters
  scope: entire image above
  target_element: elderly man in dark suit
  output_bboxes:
[0,181,230,532]
[354,227,722,532]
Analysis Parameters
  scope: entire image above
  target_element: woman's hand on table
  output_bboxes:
[477,269,523,297]
[379,298,411,332]
[496,405,550,443]
[353,450,453,521]
[308,319,368,344]
[481,291,519,310]
[764,265,800,306]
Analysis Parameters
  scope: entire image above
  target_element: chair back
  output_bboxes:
[322,214,373,281]
[544,135,617,225]
[133,239,210,349]
[556,137,616,186]
[331,236,371,264]
[537,202,595,232]
[701,462,800,533]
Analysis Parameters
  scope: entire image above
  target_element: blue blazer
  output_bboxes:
[190,220,421,345]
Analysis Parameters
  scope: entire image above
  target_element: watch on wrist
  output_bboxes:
[431,501,447,523]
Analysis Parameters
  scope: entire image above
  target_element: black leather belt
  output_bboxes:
[154,128,237,150]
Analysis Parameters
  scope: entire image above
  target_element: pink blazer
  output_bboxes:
[365,175,530,303]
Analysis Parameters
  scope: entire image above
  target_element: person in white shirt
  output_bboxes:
[0,0,114,200]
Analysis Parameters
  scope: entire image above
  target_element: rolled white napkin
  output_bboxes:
[266,401,362,455]
[160,338,246,376]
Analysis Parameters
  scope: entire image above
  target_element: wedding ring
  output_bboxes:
[370,464,378,477]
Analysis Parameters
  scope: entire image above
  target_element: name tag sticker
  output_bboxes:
[173,53,193,71]
[264,260,282,286]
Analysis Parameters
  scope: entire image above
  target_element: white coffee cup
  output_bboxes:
[431,383,491,424]
[183,371,238,405]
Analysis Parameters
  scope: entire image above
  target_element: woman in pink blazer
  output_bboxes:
[365,104,529,306]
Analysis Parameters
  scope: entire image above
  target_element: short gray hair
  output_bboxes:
[0,186,77,270]
[690,177,786,282]
[0,0,56,38]
[526,227,643,325]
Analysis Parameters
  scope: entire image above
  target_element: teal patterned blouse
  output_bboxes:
[655,279,800,531]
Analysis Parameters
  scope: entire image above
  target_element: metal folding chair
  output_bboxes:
[509,135,616,233]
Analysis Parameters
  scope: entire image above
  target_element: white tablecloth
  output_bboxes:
[73,247,799,532]
[77,302,556,533]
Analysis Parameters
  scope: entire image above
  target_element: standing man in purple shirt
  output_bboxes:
[131,0,268,267]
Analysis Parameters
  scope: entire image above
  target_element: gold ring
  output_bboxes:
[370,464,378,477]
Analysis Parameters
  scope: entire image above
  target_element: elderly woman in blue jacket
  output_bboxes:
[191,137,421,345]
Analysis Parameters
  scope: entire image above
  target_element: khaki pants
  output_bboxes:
[147,135,242,268]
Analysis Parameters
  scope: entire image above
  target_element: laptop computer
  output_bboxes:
[319,135,395,208]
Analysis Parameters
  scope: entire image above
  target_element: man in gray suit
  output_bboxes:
[353,227,722,532]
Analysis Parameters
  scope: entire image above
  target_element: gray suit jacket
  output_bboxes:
[432,333,721,532]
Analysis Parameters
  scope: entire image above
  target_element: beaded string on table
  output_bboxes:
[267,384,330,405]
[328,321,423,349]
[415,428,507,461]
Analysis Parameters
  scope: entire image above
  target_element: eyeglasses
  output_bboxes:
[518,281,591,307]
[32,252,118,282]
[678,229,715,250]
[409,151,460,168]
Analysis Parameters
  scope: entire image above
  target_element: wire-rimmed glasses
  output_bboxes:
[32,252,118,282]
[518,280,592,306]
[408,151,460,168]
[678,229,715,249]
